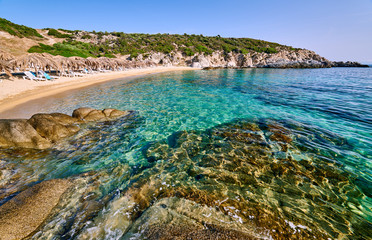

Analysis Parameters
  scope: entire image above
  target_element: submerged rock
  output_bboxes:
[0,179,72,240]
[128,118,370,239]
[124,197,260,239]
[0,108,133,149]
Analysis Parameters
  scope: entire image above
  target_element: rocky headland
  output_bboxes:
[130,49,369,69]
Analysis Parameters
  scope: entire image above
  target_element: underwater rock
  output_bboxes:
[124,197,260,239]
[137,118,370,239]
[0,108,133,149]
[0,179,72,240]
[0,119,52,149]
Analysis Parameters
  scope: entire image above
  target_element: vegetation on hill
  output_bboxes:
[45,28,71,38]
[28,42,115,58]
[0,18,43,38]
[1,18,300,59]
[29,32,297,59]
[107,32,284,57]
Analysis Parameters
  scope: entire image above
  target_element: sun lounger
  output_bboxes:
[23,71,46,81]
[60,70,73,77]
[38,70,59,80]
[81,69,90,74]
[88,68,99,74]
[69,71,84,77]
[98,68,111,73]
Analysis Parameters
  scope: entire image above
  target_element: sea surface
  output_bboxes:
[0,68,371,239]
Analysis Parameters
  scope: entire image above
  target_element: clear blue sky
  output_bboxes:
[1,0,371,62]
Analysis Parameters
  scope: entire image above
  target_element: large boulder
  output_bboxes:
[27,113,81,143]
[72,108,132,122]
[0,120,52,149]
[0,108,133,149]
[0,179,72,240]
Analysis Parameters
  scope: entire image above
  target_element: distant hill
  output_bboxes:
[0,18,299,59]
[0,18,368,68]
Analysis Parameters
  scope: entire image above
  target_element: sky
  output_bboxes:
[1,0,371,62]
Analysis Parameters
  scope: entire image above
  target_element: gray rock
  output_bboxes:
[332,61,369,67]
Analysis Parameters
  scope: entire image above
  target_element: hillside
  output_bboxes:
[0,18,368,68]
[0,18,298,59]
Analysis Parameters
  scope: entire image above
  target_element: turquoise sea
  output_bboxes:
[0,68,371,239]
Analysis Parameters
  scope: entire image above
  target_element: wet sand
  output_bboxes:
[0,67,196,118]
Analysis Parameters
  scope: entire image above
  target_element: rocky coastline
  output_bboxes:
[132,49,368,69]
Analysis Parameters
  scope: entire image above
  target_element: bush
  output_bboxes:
[28,42,98,58]
[182,47,195,56]
[82,34,92,39]
[47,29,71,38]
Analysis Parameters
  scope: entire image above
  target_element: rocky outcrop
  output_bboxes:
[331,61,369,68]
[27,113,81,143]
[0,179,72,240]
[0,119,52,149]
[133,49,368,69]
[72,107,132,122]
[0,108,132,149]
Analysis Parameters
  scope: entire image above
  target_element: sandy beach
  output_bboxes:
[0,66,196,118]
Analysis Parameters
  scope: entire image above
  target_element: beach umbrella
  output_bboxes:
[0,51,15,61]
[39,53,61,72]
[14,53,48,72]
[97,57,114,69]
[0,59,14,79]
[53,55,69,70]
[68,56,86,70]
[85,57,99,69]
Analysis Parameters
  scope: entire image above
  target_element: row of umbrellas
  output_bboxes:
[0,51,156,79]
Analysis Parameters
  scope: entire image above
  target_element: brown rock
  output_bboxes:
[27,113,80,143]
[0,179,72,240]
[124,197,259,239]
[0,119,51,149]
[104,108,130,118]
[83,109,106,121]
[72,107,131,122]
[71,107,95,120]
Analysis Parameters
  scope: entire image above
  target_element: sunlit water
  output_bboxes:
[0,68,371,239]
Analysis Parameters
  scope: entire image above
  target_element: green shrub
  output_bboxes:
[47,29,71,38]
[28,41,98,58]
[82,34,92,39]
[182,47,195,56]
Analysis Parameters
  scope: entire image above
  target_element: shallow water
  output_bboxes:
[0,68,371,239]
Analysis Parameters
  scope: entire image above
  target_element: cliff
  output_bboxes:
[130,49,368,69]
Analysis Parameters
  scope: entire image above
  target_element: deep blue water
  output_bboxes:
[0,68,371,239]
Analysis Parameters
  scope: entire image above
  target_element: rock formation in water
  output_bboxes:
[0,179,73,240]
[0,108,133,149]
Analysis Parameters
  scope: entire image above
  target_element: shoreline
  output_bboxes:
[0,66,197,118]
